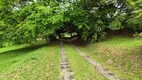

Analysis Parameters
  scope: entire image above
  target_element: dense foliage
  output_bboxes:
[0,0,142,47]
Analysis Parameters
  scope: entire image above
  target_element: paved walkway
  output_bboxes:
[60,41,75,80]
[70,43,121,80]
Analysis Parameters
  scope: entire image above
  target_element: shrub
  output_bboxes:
[133,32,142,39]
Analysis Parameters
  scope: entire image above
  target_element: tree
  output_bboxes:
[0,0,142,47]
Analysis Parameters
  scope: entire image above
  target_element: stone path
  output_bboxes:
[60,41,75,80]
[70,43,121,80]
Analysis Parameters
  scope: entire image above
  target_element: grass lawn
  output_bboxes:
[76,36,142,80]
[0,41,60,80]
[64,43,107,80]
[1,36,141,80]
[0,40,47,54]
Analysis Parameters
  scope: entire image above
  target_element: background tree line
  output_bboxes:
[0,0,142,47]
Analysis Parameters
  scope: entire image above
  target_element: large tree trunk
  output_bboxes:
[45,35,50,43]
[77,33,82,39]
[59,33,61,39]
[70,33,72,37]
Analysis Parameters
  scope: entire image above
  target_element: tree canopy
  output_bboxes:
[0,0,142,47]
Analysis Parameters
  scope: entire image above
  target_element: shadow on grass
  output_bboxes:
[0,43,48,56]
[69,39,88,47]
[0,40,60,57]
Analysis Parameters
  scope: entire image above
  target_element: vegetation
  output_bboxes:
[0,40,46,54]
[133,32,142,39]
[0,0,142,47]
[76,36,142,80]
[0,36,141,79]
[64,43,107,80]
[0,42,60,80]
[0,0,142,80]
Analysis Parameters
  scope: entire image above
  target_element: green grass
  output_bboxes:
[0,40,47,54]
[76,36,142,80]
[64,43,107,80]
[0,42,60,80]
[1,37,141,80]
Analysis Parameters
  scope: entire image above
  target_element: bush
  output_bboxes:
[133,32,142,39]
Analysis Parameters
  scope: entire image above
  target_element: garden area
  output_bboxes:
[0,0,142,80]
